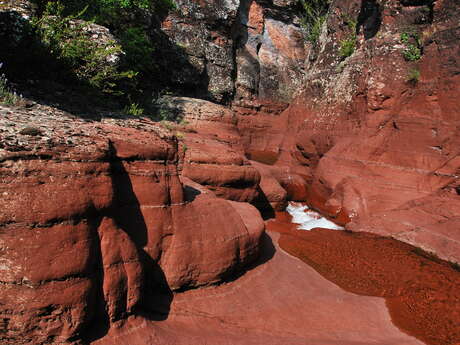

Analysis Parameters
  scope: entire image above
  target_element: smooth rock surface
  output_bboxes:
[0,104,265,344]
[93,232,423,345]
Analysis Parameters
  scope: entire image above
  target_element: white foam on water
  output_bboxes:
[286,202,344,231]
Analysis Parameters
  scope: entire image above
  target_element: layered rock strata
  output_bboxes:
[232,0,460,264]
[0,104,264,344]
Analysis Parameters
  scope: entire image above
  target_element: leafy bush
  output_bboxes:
[27,0,176,105]
[119,27,155,72]
[0,63,21,105]
[406,68,420,85]
[338,14,357,59]
[34,2,137,95]
[339,37,356,58]
[124,102,144,115]
[157,108,175,121]
[403,44,422,61]
[101,0,151,10]
[400,30,422,61]
[298,0,331,44]
[33,0,176,23]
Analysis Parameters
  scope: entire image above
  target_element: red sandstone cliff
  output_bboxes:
[0,105,264,344]
[269,0,460,264]
[0,0,459,344]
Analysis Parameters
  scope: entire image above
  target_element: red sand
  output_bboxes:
[267,212,460,345]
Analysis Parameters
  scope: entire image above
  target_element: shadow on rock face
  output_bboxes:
[252,187,276,220]
[150,20,212,102]
[108,141,174,318]
[80,215,110,345]
[81,142,174,344]
[108,142,149,247]
[137,251,173,322]
[81,142,175,343]
[183,184,202,202]
[357,0,382,39]
[221,231,276,285]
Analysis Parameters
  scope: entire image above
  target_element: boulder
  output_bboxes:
[0,103,265,343]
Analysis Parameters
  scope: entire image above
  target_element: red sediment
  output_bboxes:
[267,212,460,345]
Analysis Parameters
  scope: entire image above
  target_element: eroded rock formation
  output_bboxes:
[0,105,264,343]
[305,0,460,264]
[158,0,306,105]
[1,0,460,344]
[232,0,460,264]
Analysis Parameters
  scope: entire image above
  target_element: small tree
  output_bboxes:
[298,0,331,44]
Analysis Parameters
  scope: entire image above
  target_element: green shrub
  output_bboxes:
[28,0,176,104]
[403,44,422,61]
[157,108,176,121]
[298,0,331,44]
[339,37,355,58]
[101,0,150,10]
[0,64,21,105]
[406,68,420,84]
[308,15,327,44]
[342,13,357,32]
[0,77,20,105]
[124,102,144,116]
[400,32,410,44]
[338,15,357,59]
[33,0,176,22]
[400,30,422,61]
[34,1,137,95]
[120,27,154,72]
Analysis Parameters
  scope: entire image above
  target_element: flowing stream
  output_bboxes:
[286,202,344,231]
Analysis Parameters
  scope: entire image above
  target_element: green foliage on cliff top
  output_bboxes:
[27,0,176,106]
[33,0,176,22]
[339,37,355,58]
[35,2,137,95]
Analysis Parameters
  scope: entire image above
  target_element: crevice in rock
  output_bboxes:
[105,141,173,321]
[400,0,434,7]
[80,215,109,344]
[231,0,260,102]
[400,0,436,24]
[357,0,381,39]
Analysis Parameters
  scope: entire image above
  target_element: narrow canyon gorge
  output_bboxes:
[0,0,459,344]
